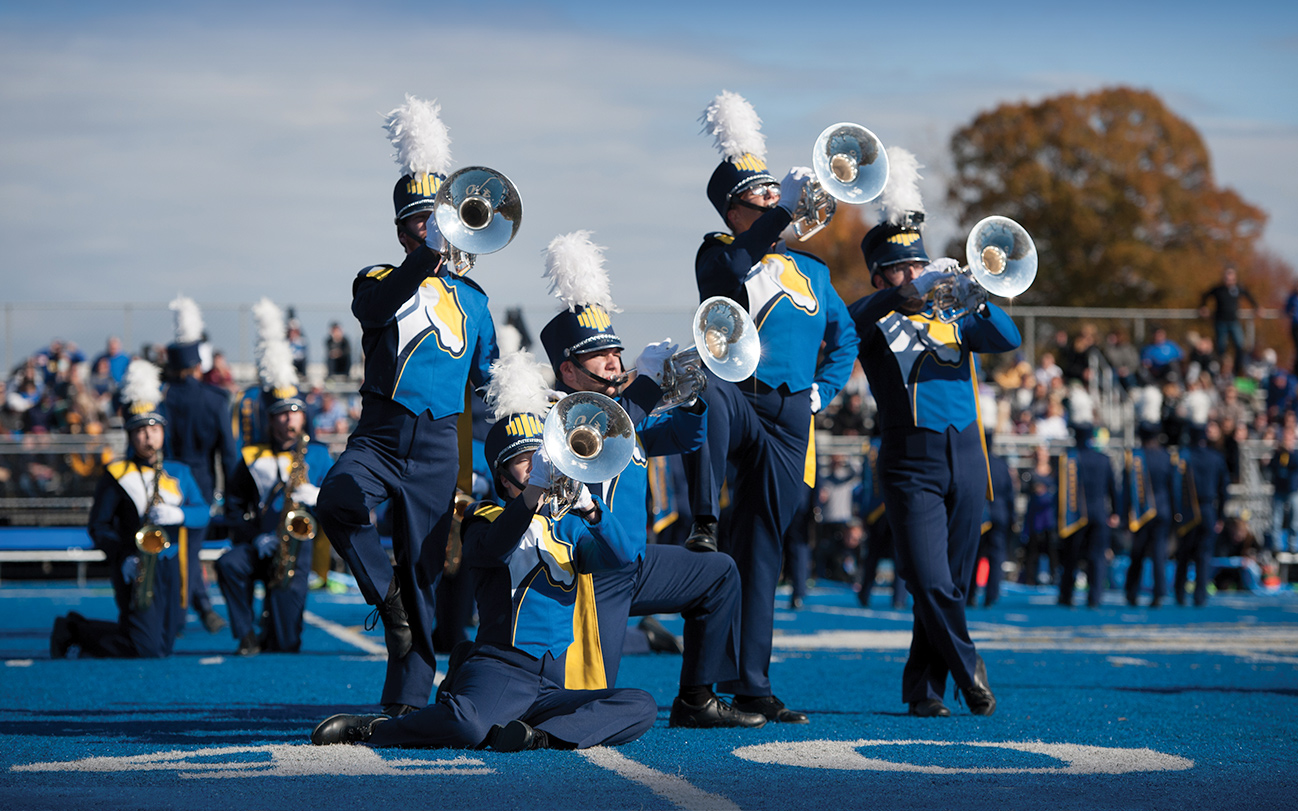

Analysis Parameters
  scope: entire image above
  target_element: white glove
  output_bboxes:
[147,503,186,526]
[573,483,596,515]
[909,259,960,296]
[527,447,554,489]
[776,167,813,213]
[291,482,320,507]
[424,215,449,253]
[810,383,821,413]
[254,532,278,559]
[923,257,961,275]
[954,274,987,311]
[635,340,677,387]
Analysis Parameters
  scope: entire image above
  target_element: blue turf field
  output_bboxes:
[3,577,1297,810]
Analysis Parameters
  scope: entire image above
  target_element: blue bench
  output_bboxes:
[0,527,231,587]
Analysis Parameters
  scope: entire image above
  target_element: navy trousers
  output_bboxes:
[214,542,313,651]
[1175,522,1215,606]
[1059,522,1109,607]
[685,374,812,697]
[368,644,655,750]
[1126,518,1169,605]
[63,557,182,658]
[317,398,459,708]
[968,527,1007,608]
[860,517,907,609]
[879,423,986,705]
[593,544,741,689]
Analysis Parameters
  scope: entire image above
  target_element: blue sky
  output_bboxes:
[1,1,1295,363]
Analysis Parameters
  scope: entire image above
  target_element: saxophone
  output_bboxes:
[268,435,316,590]
[131,453,171,610]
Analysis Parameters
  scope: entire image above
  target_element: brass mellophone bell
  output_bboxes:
[651,297,762,416]
[791,123,891,240]
[431,166,523,274]
[541,392,635,518]
[927,215,1038,323]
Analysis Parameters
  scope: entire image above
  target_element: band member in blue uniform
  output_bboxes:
[311,352,655,751]
[316,97,499,716]
[51,360,210,658]
[969,430,1015,608]
[1123,422,1175,607]
[1174,422,1229,606]
[1056,425,1121,608]
[857,434,907,609]
[162,295,234,634]
[538,231,762,729]
[216,300,334,656]
[684,92,859,723]
[848,148,1018,717]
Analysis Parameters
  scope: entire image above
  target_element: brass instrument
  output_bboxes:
[650,297,762,416]
[131,453,171,611]
[431,166,524,274]
[791,123,890,240]
[541,392,635,519]
[269,435,317,590]
[925,216,1038,324]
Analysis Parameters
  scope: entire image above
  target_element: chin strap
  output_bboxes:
[571,359,628,390]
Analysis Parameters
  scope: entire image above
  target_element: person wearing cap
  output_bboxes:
[846,147,1018,718]
[1123,422,1175,607]
[683,92,859,724]
[315,97,498,717]
[214,384,333,656]
[1056,425,1121,608]
[537,231,763,730]
[311,353,655,751]
[1174,421,1229,606]
[162,296,236,635]
[50,361,210,658]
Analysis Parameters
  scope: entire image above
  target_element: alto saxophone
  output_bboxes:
[131,452,171,610]
[268,435,317,590]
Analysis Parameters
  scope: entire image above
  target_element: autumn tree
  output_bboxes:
[946,87,1268,310]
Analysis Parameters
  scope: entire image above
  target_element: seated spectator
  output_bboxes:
[1035,351,1063,386]
[91,336,131,385]
[312,391,351,435]
[1140,327,1183,383]
[1102,330,1143,392]
[203,351,237,393]
[1035,399,1069,441]
[1060,324,1101,383]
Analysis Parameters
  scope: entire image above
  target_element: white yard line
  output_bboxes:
[302,611,387,655]
[580,747,742,811]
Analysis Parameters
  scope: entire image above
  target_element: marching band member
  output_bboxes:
[1123,422,1175,607]
[848,148,1017,717]
[683,92,859,723]
[215,299,334,656]
[1175,421,1229,606]
[311,351,654,751]
[315,96,498,717]
[1056,425,1120,608]
[162,295,234,634]
[51,360,209,658]
[968,430,1015,609]
[538,231,763,729]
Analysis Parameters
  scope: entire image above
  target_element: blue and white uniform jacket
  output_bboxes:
[353,246,498,418]
[225,441,334,542]
[462,494,636,663]
[849,286,1020,434]
[88,456,210,566]
[695,206,858,403]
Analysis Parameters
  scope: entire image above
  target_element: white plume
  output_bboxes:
[384,94,452,179]
[700,90,766,161]
[251,297,297,392]
[543,230,620,313]
[483,350,551,422]
[880,146,925,225]
[121,359,162,408]
[169,295,204,344]
[497,323,523,357]
[251,297,286,361]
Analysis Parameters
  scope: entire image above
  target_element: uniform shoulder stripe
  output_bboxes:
[107,460,131,480]
[471,503,505,522]
[704,232,734,246]
[360,264,396,280]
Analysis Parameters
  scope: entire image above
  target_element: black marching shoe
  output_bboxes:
[669,693,766,729]
[960,655,996,716]
[685,519,718,553]
[490,720,551,752]
[202,609,227,634]
[638,616,684,654]
[382,703,418,718]
[310,713,389,745]
[50,615,73,659]
[235,631,261,657]
[367,577,413,659]
[733,694,809,724]
[908,698,951,718]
